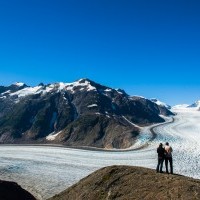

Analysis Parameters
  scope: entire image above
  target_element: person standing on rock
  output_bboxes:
[164,142,173,174]
[156,143,165,173]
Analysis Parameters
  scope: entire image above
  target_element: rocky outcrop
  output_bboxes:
[0,179,36,200]
[48,165,200,200]
[56,114,138,149]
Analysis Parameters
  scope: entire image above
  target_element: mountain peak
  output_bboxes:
[116,88,127,95]
[188,100,200,109]
[174,100,200,110]
[150,98,171,109]
[77,78,92,83]
[38,83,44,86]
[12,82,26,87]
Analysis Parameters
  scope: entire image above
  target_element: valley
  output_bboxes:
[0,107,199,199]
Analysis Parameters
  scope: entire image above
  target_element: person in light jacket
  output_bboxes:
[164,142,173,174]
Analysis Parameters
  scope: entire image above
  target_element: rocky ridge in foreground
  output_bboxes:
[48,165,200,200]
[0,179,36,200]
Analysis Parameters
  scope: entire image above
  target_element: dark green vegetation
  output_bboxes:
[48,165,200,200]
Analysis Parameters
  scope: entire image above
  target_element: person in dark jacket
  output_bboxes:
[156,143,165,173]
[164,142,173,174]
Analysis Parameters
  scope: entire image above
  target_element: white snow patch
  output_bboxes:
[58,82,68,90]
[6,79,97,99]
[14,82,25,87]
[151,98,170,108]
[115,90,123,94]
[86,84,96,91]
[63,80,96,93]
[8,83,59,99]
[173,104,190,109]
[104,89,112,92]
[10,86,42,97]
[122,116,142,129]
[46,131,61,141]
[159,115,169,120]
[1,90,11,95]
[87,104,98,108]
[44,85,55,93]
[132,95,146,99]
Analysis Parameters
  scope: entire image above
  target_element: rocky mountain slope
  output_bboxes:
[0,79,174,148]
[48,165,200,200]
[0,179,36,200]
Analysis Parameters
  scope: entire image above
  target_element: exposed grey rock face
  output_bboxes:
[0,79,174,148]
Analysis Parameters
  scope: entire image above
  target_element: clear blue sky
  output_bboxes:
[0,0,200,105]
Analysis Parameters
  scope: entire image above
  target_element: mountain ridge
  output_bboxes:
[173,100,200,110]
[0,78,174,149]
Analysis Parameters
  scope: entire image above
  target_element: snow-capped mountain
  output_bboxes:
[13,82,26,87]
[0,78,174,149]
[150,98,171,109]
[0,82,27,95]
[173,101,200,111]
[188,100,200,109]
[172,104,190,109]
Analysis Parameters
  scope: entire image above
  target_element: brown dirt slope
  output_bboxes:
[48,165,200,200]
[0,179,36,200]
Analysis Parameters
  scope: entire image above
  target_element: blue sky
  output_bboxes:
[0,0,200,105]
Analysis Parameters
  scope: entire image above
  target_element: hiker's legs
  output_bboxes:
[156,158,161,172]
[169,157,173,174]
[160,158,164,172]
[165,158,169,173]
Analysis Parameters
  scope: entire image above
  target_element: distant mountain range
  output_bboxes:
[0,79,174,149]
[173,100,200,110]
[187,100,200,110]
